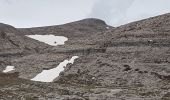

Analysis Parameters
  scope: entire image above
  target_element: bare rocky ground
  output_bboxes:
[0,14,170,100]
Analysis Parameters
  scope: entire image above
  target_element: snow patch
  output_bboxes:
[26,35,68,46]
[3,66,15,73]
[106,27,110,29]
[31,56,79,82]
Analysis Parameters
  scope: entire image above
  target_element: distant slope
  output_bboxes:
[19,18,113,49]
[18,18,110,36]
[0,23,50,54]
[0,23,50,69]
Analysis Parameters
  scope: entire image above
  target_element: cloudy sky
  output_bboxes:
[0,0,170,28]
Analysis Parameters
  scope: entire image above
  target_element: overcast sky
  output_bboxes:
[0,0,170,28]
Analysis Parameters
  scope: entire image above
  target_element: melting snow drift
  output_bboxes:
[31,56,79,82]
[26,35,68,46]
[3,66,15,73]
[106,27,110,29]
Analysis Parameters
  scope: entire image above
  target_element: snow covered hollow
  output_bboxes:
[3,66,15,73]
[26,35,68,46]
[31,56,79,82]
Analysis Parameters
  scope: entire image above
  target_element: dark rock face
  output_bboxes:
[0,14,170,100]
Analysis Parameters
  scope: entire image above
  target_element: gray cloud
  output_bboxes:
[89,0,170,26]
[0,0,170,27]
[89,0,135,26]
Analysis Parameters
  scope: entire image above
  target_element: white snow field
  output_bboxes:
[26,35,68,46]
[3,66,15,73]
[106,27,110,29]
[31,56,79,82]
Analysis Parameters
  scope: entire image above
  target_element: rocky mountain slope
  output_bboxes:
[0,23,51,71]
[0,14,170,100]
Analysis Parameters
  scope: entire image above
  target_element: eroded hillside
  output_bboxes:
[0,14,170,99]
